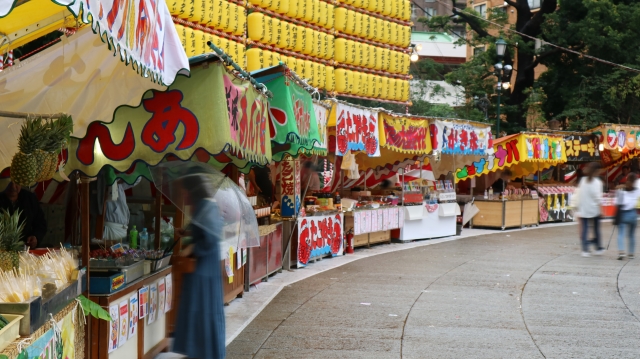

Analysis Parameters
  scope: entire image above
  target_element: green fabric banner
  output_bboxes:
[267,76,327,161]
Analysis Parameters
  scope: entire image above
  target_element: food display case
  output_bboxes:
[535,185,576,222]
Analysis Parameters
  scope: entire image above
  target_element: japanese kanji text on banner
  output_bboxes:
[334,103,381,157]
[297,213,344,268]
[431,120,492,156]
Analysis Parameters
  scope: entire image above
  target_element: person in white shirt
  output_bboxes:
[615,172,640,260]
[576,162,604,257]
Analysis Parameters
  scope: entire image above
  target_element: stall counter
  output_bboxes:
[472,198,539,230]
[393,202,458,241]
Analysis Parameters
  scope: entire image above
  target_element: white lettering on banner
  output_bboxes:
[297,213,344,267]
[335,103,381,157]
[432,120,492,156]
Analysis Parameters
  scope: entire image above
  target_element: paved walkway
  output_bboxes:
[225,222,640,358]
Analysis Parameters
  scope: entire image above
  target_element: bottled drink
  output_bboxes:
[488,187,494,200]
[129,225,138,249]
[334,192,342,211]
[139,228,149,250]
[483,189,488,199]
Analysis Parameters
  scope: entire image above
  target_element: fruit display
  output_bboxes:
[10,118,44,187]
[10,115,73,186]
[0,209,26,272]
[0,313,9,329]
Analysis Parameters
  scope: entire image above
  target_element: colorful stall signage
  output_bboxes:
[257,71,325,161]
[63,61,271,178]
[455,133,567,182]
[280,156,301,217]
[379,113,432,154]
[313,102,329,151]
[353,208,401,235]
[334,103,381,157]
[431,120,492,156]
[593,125,640,152]
[564,134,599,162]
[297,213,344,268]
[539,195,575,223]
[13,307,78,359]
[55,0,190,85]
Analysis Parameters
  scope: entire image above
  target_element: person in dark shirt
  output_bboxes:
[248,166,274,206]
[490,169,515,194]
[0,182,47,249]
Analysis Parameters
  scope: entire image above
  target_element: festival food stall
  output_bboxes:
[251,65,333,270]
[454,133,568,229]
[0,0,192,355]
[390,118,493,239]
[591,124,640,217]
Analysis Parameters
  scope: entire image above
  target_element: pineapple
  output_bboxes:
[38,115,73,181]
[0,209,26,272]
[11,118,46,187]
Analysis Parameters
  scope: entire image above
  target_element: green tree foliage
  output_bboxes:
[416,0,557,132]
[539,0,640,130]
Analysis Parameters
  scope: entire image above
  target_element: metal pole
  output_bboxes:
[496,83,501,137]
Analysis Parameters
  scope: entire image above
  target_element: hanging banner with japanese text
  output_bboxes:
[563,134,599,162]
[313,102,329,152]
[379,113,432,154]
[454,133,567,183]
[431,120,492,156]
[334,103,381,157]
[265,76,325,161]
[280,157,301,218]
[297,213,344,268]
[54,0,190,85]
[62,61,271,178]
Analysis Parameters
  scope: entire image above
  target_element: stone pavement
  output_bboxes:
[224,222,640,359]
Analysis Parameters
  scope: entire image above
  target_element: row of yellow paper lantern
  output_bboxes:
[335,69,410,101]
[246,48,336,90]
[334,8,411,47]
[248,0,335,30]
[338,0,411,21]
[334,38,409,74]
[175,24,247,68]
[247,13,335,60]
[170,0,246,37]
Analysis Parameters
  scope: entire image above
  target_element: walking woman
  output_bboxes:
[174,173,226,359]
[576,162,604,257]
[615,173,640,260]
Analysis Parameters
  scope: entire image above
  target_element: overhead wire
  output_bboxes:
[432,0,640,74]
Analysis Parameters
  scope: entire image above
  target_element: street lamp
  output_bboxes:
[494,37,512,137]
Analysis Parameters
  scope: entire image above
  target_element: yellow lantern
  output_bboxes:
[346,10,357,35]
[248,13,265,42]
[288,22,299,51]
[326,3,335,29]
[372,45,381,70]
[366,74,376,98]
[363,15,373,40]
[378,19,390,44]
[353,41,363,67]
[246,48,264,71]
[236,7,247,37]
[335,69,349,93]
[334,7,347,32]
[264,16,275,45]
[169,0,183,16]
[317,63,326,89]
[193,29,205,55]
[352,71,362,95]
[326,34,335,60]
[360,43,370,68]
[318,1,328,27]
[313,0,323,26]
[286,0,299,18]
[382,0,392,16]
[184,27,195,58]
[352,0,363,9]
[298,0,308,21]
[366,0,377,12]
[221,1,232,33]
[304,0,315,23]
[294,25,305,52]
[325,66,335,91]
[178,0,191,20]
[190,0,204,25]
[354,12,363,37]
[269,17,281,46]
[270,0,289,15]
[302,28,314,55]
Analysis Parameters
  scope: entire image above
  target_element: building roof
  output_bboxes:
[411,32,456,43]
